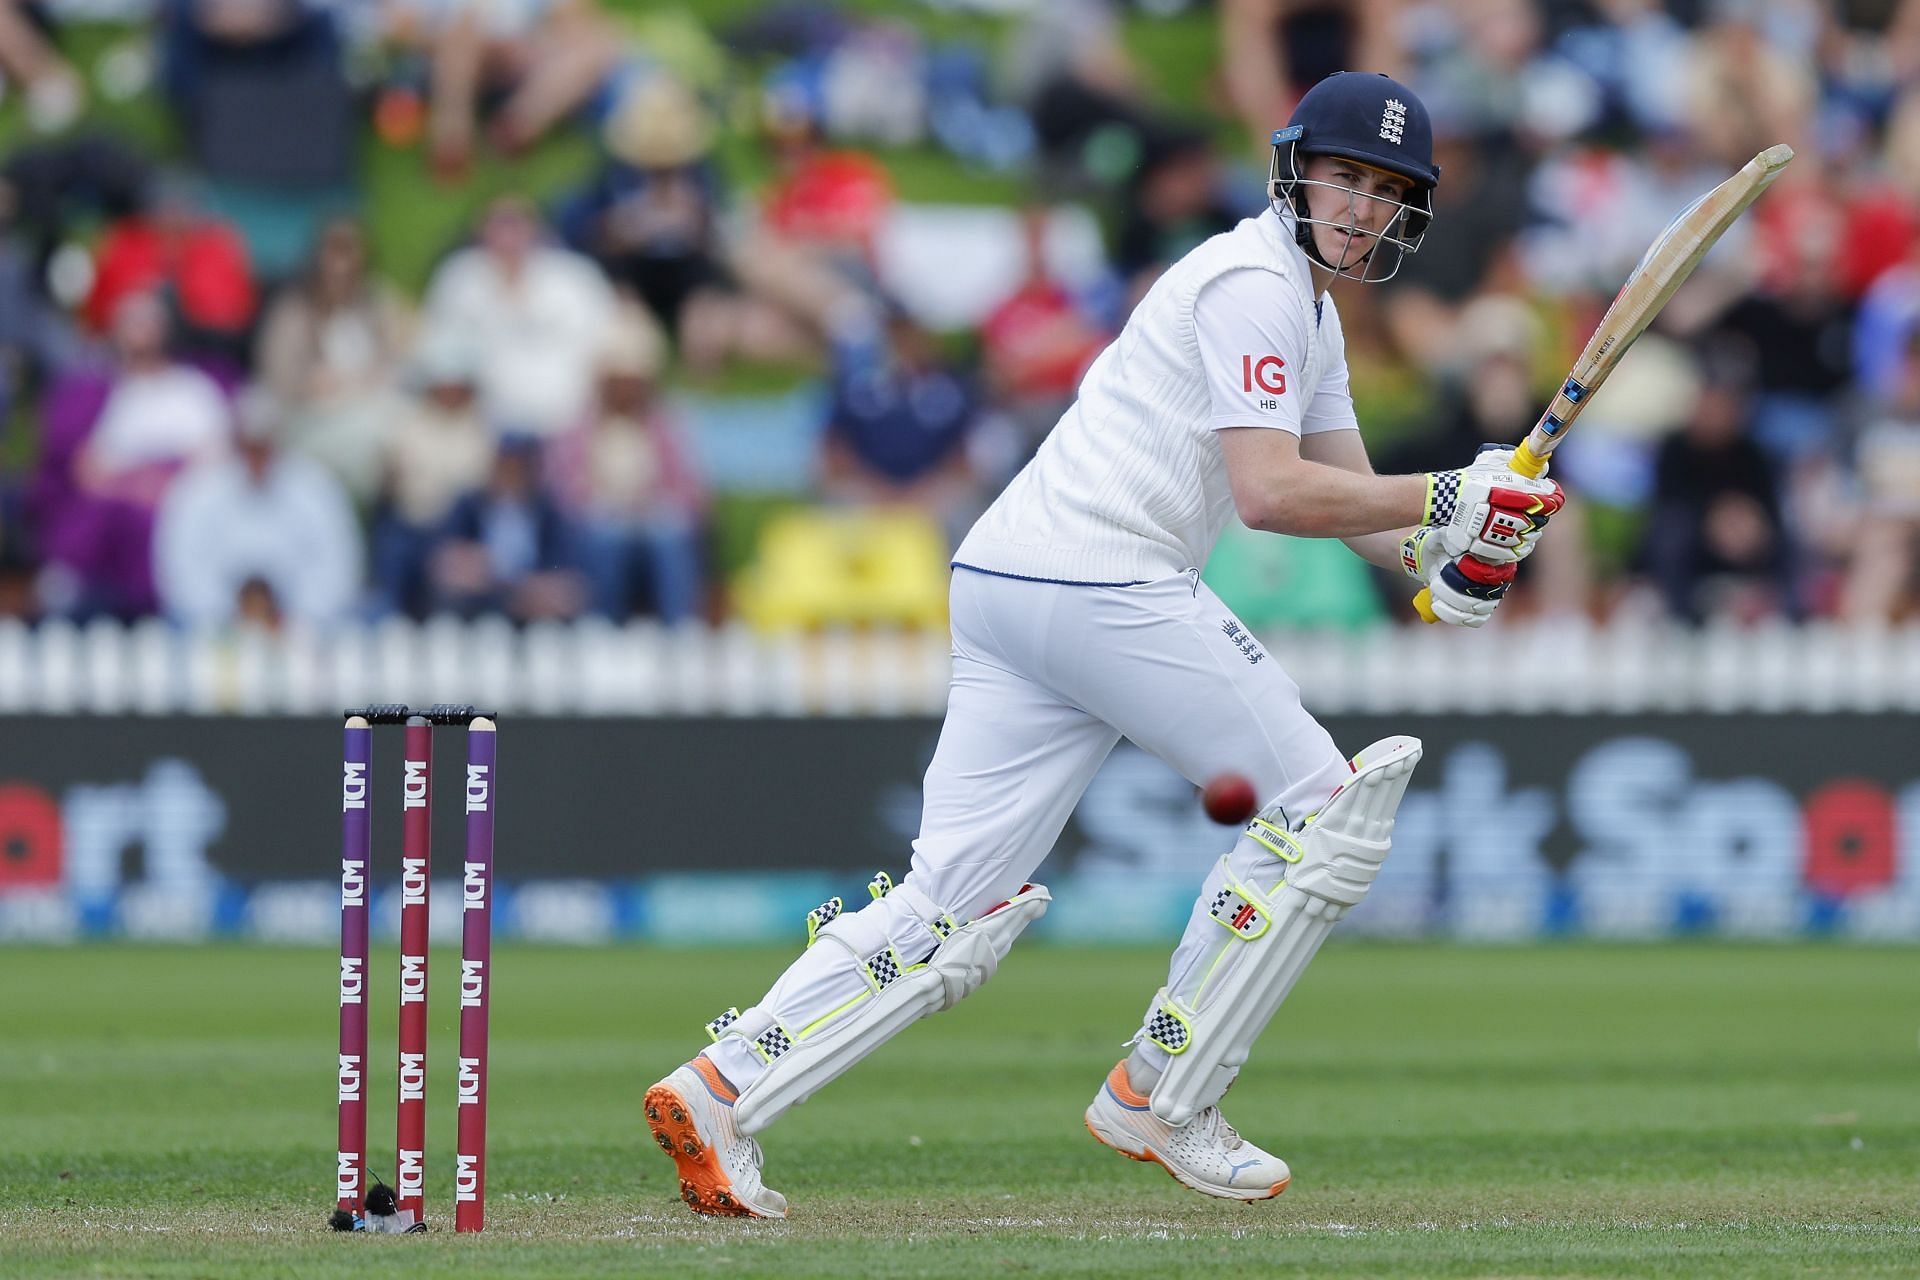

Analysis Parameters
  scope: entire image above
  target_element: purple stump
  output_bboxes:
[336,717,372,1217]
[453,718,496,1232]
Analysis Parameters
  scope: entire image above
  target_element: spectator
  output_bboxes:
[1218,0,1404,146]
[2,136,151,288]
[161,0,356,191]
[1710,175,1854,465]
[978,204,1109,459]
[547,305,706,623]
[1112,125,1243,306]
[1684,2,1815,172]
[383,0,626,179]
[1009,0,1159,193]
[757,86,894,282]
[153,388,363,629]
[29,292,231,618]
[256,218,414,503]
[428,435,587,622]
[562,73,866,373]
[567,74,725,338]
[1379,125,1531,373]
[84,176,258,366]
[1840,332,1920,621]
[420,196,616,438]
[371,333,496,619]
[1639,339,1794,623]
[820,306,981,541]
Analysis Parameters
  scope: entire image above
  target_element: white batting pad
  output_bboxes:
[1149,736,1421,1126]
[730,883,1050,1136]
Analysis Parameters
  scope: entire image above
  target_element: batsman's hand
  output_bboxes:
[1423,452,1564,565]
[1465,442,1545,481]
[1401,527,1514,628]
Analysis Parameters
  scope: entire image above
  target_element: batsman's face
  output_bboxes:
[1300,156,1413,269]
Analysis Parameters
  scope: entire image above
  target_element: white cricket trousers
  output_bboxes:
[705,566,1352,1093]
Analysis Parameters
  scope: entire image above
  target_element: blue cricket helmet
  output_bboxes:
[1269,72,1440,281]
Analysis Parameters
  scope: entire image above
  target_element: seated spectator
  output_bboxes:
[1378,126,1532,375]
[1840,332,1920,621]
[547,306,706,623]
[370,333,496,618]
[428,436,586,622]
[1113,125,1243,307]
[29,292,231,618]
[161,0,355,191]
[1217,0,1402,145]
[256,218,414,504]
[2,135,150,285]
[1638,339,1795,623]
[1008,0,1158,192]
[978,205,1110,459]
[420,196,616,437]
[567,73,724,335]
[757,87,894,283]
[382,0,626,179]
[153,388,363,630]
[1717,171,1854,465]
[820,306,982,542]
[562,73,864,374]
[84,176,258,367]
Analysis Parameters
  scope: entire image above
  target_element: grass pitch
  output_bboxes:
[2,941,1916,1278]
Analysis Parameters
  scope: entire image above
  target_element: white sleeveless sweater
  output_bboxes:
[954,210,1337,584]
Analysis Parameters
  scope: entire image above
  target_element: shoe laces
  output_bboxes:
[1196,1106,1244,1151]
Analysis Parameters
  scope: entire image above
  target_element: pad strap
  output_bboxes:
[1142,991,1193,1055]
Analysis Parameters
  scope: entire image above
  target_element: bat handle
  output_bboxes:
[1509,437,1549,479]
[1409,442,1546,623]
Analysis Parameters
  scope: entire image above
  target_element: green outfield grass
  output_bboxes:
[2,941,1916,1278]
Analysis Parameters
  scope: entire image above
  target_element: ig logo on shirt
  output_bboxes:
[1241,354,1286,409]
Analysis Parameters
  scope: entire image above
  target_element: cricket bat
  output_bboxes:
[1414,142,1796,623]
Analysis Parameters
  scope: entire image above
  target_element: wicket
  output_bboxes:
[335,704,496,1234]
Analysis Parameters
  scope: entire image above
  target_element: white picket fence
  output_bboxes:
[2,615,1920,716]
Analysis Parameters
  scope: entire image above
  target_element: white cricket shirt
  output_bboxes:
[954,208,1357,584]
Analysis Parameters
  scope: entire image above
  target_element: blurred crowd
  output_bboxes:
[5,0,1920,634]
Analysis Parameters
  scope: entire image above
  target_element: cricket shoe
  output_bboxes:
[644,1058,788,1218]
[1084,1061,1290,1201]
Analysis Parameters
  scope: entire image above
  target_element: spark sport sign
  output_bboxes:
[0,715,1913,940]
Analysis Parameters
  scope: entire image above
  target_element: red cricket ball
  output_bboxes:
[1201,773,1259,826]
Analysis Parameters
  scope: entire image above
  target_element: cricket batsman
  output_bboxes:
[644,72,1564,1216]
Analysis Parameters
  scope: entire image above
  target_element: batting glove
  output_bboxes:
[1423,462,1564,566]
[1401,527,1515,628]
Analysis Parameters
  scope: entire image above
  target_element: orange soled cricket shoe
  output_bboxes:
[644,1057,788,1218]
[1084,1060,1290,1201]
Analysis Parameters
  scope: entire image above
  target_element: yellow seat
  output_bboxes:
[734,507,950,631]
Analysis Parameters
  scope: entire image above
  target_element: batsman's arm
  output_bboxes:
[1296,427,1419,569]
[1219,426,1426,539]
